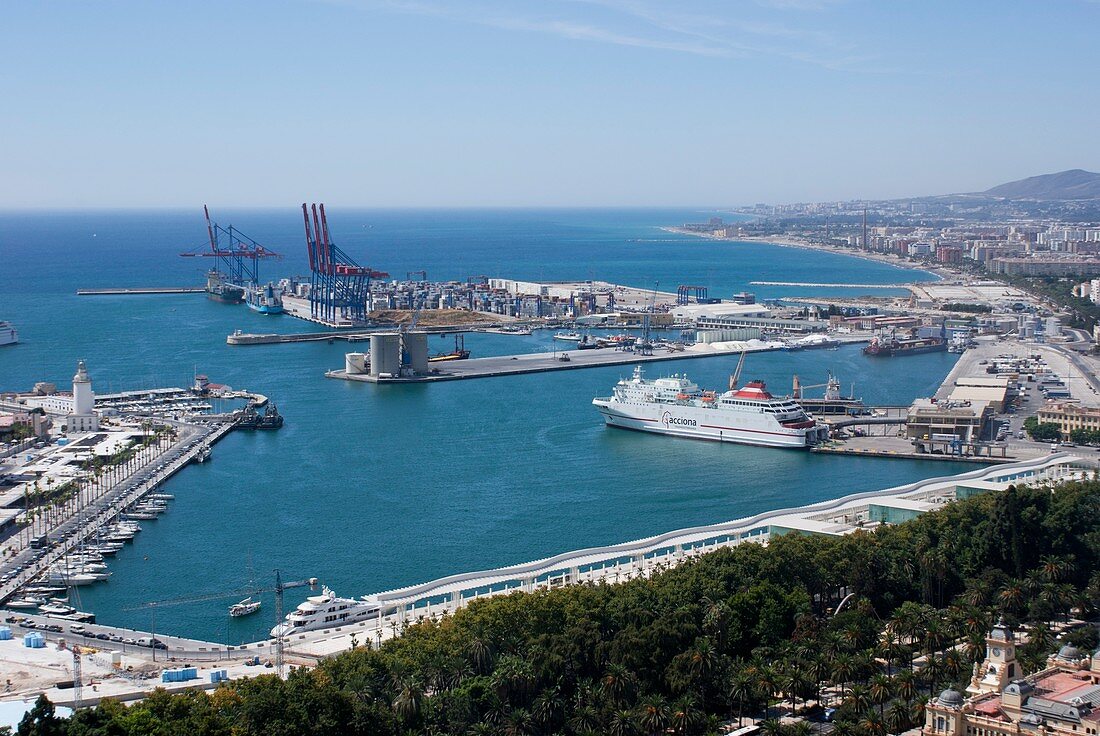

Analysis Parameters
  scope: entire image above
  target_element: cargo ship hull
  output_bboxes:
[863,341,946,357]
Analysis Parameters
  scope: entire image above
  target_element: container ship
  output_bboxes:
[592,363,829,448]
[862,334,946,357]
[246,283,284,314]
[206,270,245,304]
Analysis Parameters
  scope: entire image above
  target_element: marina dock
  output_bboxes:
[77,287,205,296]
[0,420,235,608]
[327,336,869,383]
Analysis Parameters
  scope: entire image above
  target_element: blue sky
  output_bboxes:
[4,0,1099,207]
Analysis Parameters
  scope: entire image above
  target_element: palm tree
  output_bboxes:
[568,704,601,734]
[893,670,917,704]
[1039,555,1074,584]
[868,674,892,716]
[638,695,670,736]
[467,637,493,674]
[922,655,943,697]
[392,678,424,725]
[859,711,887,736]
[531,684,561,731]
[757,666,778,721]
[847,684,872,717]
[687,638,718,702]
[728,672,754,726]
[997,585,1023,618]
[670,696,701,736]
[602,663,635,706]
[503,708,534,736]
[609,709,640,736]
[909,695,929,726]
[760,718,784,736]
[807,657,831,706]
[831,653,855,699]
[885,701,911,736]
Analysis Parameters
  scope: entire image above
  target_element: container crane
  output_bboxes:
[180,206,281,286]
[302,203,389,324]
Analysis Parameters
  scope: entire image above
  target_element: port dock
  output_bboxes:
[0,419,236,609]
[327,337,870,383]
[77,287,205,296]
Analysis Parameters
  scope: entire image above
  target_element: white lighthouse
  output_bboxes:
[68,360,99,432]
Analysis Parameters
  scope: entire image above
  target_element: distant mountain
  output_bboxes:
[982,169,1100,200]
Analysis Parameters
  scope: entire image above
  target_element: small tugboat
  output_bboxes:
[229,596,262,617]
[236,404,283,429]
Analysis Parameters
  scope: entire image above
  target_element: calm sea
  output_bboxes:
[0,208,963,643]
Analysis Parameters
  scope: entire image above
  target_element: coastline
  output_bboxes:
[660,227,948,282]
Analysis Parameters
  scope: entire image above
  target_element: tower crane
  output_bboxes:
[128,572,318,676]
[640,281,658,356]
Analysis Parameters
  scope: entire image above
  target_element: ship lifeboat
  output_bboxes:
[701,391,717,403]
[676,393,691,401]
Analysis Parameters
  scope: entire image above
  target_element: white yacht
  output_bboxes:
[0,322,17,347]
[270,586,381,637]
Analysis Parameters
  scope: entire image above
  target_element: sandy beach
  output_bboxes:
[660,227,949,282]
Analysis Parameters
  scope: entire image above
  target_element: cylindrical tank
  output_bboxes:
[345,352,368,375]
[369,334,401,377]
[403,332,429,374]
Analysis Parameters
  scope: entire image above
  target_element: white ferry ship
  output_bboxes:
[592,365,829,448]
[270,586,381,637]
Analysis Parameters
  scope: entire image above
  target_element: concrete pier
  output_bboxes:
[77,287,204,295]
[327,337,870,383]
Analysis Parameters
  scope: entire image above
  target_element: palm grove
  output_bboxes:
[17,478,1100,736]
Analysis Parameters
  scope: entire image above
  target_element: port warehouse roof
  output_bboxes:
[955,376,1013,388]
[351,454,1082,613]
[949,384,1012,412]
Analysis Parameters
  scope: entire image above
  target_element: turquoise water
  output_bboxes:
[0,208,961,644]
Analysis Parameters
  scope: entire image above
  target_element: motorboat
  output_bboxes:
[229,597,262,617]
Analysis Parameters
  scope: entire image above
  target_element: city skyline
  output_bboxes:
[4,0,1100,208]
